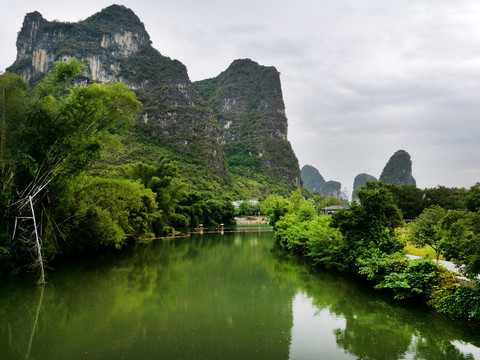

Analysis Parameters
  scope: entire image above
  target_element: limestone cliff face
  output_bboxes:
[352,173,378,200]
[9,5,226,176]
[194,59,300,188]
[301,165,326,194]
[379,150,416,186]
[9,6,302,188]
[13,6,151,85]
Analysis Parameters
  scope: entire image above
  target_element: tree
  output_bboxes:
[237,200,261,216]
[68,178,158,252]
[261,194,289,227]
[441,210,480,280]
[389,184,425,220]
[423,186,466,210]
[119,158,188,230]
[331,181,404,269]
[406,206,448,261]
[466,183,480,212]
[0,59,141,281]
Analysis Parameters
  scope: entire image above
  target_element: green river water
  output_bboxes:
[1,227,479,359]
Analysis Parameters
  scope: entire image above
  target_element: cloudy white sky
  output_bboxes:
[2,0,480,195]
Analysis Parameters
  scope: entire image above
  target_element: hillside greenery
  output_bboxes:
[300,164,326,194]
[0,60,239,281]
[268,182,480,320]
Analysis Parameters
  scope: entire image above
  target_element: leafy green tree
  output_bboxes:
[0,72,30,274]
[119,158,188,230]
[237,200,261,216]
[373,259,438,300]
[261,194,289,227]
[434,285,480,320]
[389,184,425,219]
[406,206,448,261]
[203,198,237,226]
[441,211,480,280]
[466,183,480,212]
[68,178,158,252]
[331,181,404,269]
[423,186,466,210]
[0,59,141,279]
[288,189,306,213]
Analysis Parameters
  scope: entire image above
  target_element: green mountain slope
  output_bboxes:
[8,5,301,198]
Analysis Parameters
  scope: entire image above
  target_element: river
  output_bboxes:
[1,226,479,359]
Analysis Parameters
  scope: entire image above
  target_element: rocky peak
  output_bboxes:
[216,59,284,113]
[194,59,300,188]
[194,58,288,144]
[301,165,326,194]
[379,150,416,186]
[352,173,377,200]
[10,5,153,85]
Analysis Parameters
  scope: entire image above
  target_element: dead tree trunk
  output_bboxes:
[13,194,47,285]
[29,196,45,285]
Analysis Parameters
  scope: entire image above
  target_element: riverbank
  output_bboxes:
[234,216,269,225]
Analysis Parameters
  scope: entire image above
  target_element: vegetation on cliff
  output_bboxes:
[0,60,236,281]
[194,59,300,192]
[380,149,416,186]
[300,165,326,194]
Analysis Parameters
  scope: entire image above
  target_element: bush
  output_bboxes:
[434,285,480,320]
[373,259,438,300]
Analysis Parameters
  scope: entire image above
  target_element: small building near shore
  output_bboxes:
[322,205,349,215]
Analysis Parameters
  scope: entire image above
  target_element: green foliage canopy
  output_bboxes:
[406,206,448,261]
[331,181,404,268]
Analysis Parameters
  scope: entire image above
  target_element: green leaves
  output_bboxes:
[69,178,158,251]
[331,181,404,261]
[0,59,143,275]
[373,259,438,300]
[34,58,84,97]
[406,206,447,261]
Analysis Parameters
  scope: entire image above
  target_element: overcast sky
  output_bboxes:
[2,0,480,195]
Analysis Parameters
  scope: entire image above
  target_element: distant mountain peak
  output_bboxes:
[379,150,416,186]
[301,165,326,194]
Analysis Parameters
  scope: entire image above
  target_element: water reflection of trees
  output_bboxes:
[0,232,294,360]
[267,243,480,360]
[2,234,479,360]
